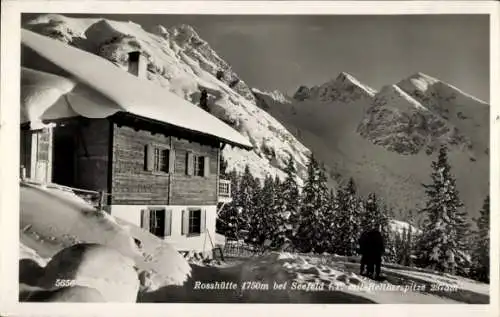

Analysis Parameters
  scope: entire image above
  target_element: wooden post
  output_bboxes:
[20,166,26,181]
[98,191,105,210]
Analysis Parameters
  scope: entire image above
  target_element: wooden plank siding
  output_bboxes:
[50,118,109,191]
[74,119,110,192]
[170,138,219,206]
[47,116,221,206]
[111,124,171,205]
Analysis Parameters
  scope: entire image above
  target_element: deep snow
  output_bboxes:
[19,181,191,294]
[139,252,489,304]
[19,183,488,303]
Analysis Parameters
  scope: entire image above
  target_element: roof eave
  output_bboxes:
[112,112,253,151]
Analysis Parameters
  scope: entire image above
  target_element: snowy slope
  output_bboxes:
[396,72,489,152]
[24,14,310,182]
[256,72,489,220]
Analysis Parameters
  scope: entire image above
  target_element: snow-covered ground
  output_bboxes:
[19,181,191,302]
[139,252,488,304]
[19,183,488,303]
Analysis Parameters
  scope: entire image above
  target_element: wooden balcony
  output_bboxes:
[218,179,232,203]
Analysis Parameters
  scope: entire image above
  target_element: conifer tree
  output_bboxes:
[332,178,362,256]
[276,155,301,244]
[238,165,261,243]
[294,154,330,253]
[471,195,490,282]
[415,146,471,274]
[248,175,276,245]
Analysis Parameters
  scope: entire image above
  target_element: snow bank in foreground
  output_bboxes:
[20,182,191,294]
[20,242,49,267]
[38,243,139,302]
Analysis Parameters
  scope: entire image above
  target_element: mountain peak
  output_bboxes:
[398,72,488,105]
[252,88,290,104]
[398,72,440,93]
[151,24,169,39]
[332,72,377,97]
[336,71,355,82]
[170,24,201,40]
[376,84,428,111]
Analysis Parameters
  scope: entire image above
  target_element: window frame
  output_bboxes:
[187,208,202,236]
[193,155,205,177]
[148,143,171,175]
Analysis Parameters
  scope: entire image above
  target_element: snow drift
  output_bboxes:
[19,181,192,298]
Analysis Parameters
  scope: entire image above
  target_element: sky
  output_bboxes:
[24,14,490,102]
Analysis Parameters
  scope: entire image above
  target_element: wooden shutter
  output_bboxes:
[169,149,175,173]
[200,209,207,233]
[181,209,190,235]
[164,209,172,237]
[141,209,150,232]
[186,152,194,176]
[145,144,154,171]
[203,157,210,177]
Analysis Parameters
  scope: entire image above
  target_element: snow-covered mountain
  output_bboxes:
[23,14,310,182]
[254,72,489,220]
[252,88,291,105]
[293,72,376,103]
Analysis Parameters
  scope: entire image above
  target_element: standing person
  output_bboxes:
[367,227,385,280]
[358,230,370,276]
[359,226,385,280]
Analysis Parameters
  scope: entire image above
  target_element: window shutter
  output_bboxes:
[141,209,150,232]
[200,209,207,233]
[164,209,172,237]
[145,144,154,171]
[203,157,210,177]
[181,209,190,235]
[169,149,175,173]
[186,152,194,176]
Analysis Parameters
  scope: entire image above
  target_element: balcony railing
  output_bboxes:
[218,179,231,202]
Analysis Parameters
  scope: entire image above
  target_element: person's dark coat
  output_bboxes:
[359,228,385,278]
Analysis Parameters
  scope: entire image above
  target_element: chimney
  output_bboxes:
[128,51,147,79]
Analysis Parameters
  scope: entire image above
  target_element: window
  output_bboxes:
[194,155,205,177]
[149,208,166,237]
[182,208,206,236]
[154,148,169,173]
[142,208,172,238]
[188,209,202,235]
[36,129,51,161]
[145,144,171,173]
[186,152,209,177]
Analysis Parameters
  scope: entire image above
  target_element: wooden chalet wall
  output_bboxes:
[111,124,171,205]
[110,121,220,206]
[74,119,110,192]
[170,138,219,206]
[51,118,110,192]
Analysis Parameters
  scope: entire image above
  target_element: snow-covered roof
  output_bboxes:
[20,29,252,150]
